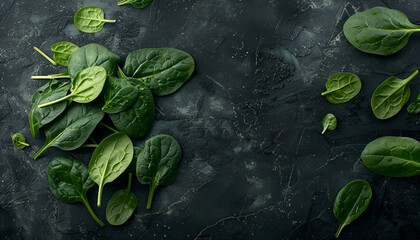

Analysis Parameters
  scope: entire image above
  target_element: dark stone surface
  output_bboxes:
[1,0,420,239]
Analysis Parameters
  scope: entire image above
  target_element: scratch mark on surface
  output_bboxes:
[295,129,305,155]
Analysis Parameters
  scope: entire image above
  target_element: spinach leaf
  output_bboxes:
[343,7,420,56]
[33,102,104,159]
[123,48,195,96]
[109,79,154,139]
[34,47,57,66]
[333,180,372,238]
[136,135,182,209]
[48,156,105,226]
[74,7,116,33]
[29,80,70,137]
[321,73,361,104]
[322,113,337,134]
[126,147,142,173]
[106,173,137,225]
[118,0,153,9]
[361,136,420,177]
[38,66,107,108]
[102,77,138,114]
[407,94,420,114]
[12,133,29,149]
[51,42,79,66]
[89,132,134,207]
[371,70,418,120]
[68,43,120,79]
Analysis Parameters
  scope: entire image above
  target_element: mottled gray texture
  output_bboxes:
[1,0,420,239]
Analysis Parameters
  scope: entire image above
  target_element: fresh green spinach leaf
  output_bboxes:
[33,101,104,159]
[51,42,79,66]
[118,0,153,9]
[136,135,182,209]
[407,94,420,114]
[371,70,418,120]
[106,173,137,225]
[29,80,70,137]
[12,133,29,149]
[102,77,138,114]
[321,73,361,104]
[48,156,105,226]
[343,7,420,56]
[333,180,372,238]
[361,136,420,177]
[89,132,134,207]
[68,43,120,79]
[74,7,116,33]
[38,66,107,108]
[123,48,195,96]
[109,79,154,139]
[322,113,337,134]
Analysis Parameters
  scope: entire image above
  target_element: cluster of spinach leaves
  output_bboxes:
[26,42,192,226]
[325,6,420,238]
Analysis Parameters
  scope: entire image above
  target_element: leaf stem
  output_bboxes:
[103,19,116,23]
[89,136,98,145]
[97,183,104,207]
[19,141,30,147]
[127,173,132,190]
[31,75,70,80]
[100,122,119,133]
[33,143,50,160]
[322,125,328,135]
[335,224,345,238]
[406,70,419,82]
[38,94,73,108]
[117,0,130,6]
[146,182,157,210]
[34,47,57,66]
[81,144,99,148]
[81,198,105,227]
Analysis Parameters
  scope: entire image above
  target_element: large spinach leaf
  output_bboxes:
[89,133,133,207]
[74,7,116,33]
[51,41,79,66]
[12,133,29,149]
[29,80,70,137]
[123,48,195,96]
[321,73,361,104]
[118,0,153,9]
[343,7,420,56]
[371,70,418,119]
[361,136,420,177]
[48,156,105,226]
[102,76,138,114]
[38,66,106,108]
[109,79,154,139]
[136,135,182,209]
[333,180,372,238]
[33,102,104,159]
[106,173,137,225]
[68,43,120,79]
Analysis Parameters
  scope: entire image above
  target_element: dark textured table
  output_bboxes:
[1,0,420,239]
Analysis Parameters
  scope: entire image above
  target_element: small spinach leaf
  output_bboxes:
[68,43,120,79]
[321,73,361,104]
[48,156,105,226]
[333,180,372,238]
[74,7,116,33]
[29,80,70,137]
[136,135,182,209]
[33,101,104,159]
[109,79,155,139]
[361,136,420,177]
[118,0,153,9]
[322,113,337,134]
[407,94,420,114]
[38,66,107,108]
[12,133,29,149]
[102,77,138,114]
[371,70,418,120]
[123,48,195,96]
[343,7,420,56]
[51,42,79,66]
[89,132,133,207]
[106,173,137,225]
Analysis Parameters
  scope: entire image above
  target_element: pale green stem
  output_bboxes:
[146,182,157,210]
[81,144,99,148]
[38,94,73,108]
[118,0,130,6]
[97,183,104,207]
[322,125,328,135]
[81,197,105,227]
[335,224,345,238]
[89,136,98,145]
[99,122,119,133]
[31,75,70,79]
[19,141,29,147]
[103,19,116,23]
[34,47,57,66]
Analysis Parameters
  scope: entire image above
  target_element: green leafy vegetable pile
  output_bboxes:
[19,41,194,226]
